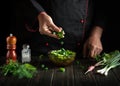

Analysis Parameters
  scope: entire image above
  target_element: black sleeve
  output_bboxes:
[84,0,106,40]
[23,0,45,18]
[93,1,106,29]
[30,0,45,13]
[22,0,46,32]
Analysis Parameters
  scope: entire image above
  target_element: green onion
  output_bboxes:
[96,52,120,76]
[85,50,120,76]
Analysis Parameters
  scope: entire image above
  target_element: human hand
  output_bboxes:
[83,36,103,58]
[38,12,62,39]
[83,26,103,58]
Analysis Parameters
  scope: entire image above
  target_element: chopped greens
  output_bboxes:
[59,67,65,72]
[52,30,65,39]
[76,60,80,65]
[50,48,75,57]
[39,54,45,60]
[41,64,45,68]
[60,41,64,45]
[40,64,49,70]
[48,48,76,66]
[44,67,48,70]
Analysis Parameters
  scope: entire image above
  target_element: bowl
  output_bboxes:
[48,48,76,66]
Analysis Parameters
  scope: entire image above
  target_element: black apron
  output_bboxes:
[23,0,94,56]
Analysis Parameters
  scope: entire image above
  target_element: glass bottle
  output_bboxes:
[21,44,31,63]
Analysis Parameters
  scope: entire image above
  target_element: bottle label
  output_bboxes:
[22,49,31,63]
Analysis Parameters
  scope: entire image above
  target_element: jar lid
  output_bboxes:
[22,44,30,49]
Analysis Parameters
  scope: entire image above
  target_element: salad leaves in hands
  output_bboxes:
[52,30,65,39]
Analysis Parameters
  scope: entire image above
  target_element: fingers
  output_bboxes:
[39,27,58,39]
[50,24,62,32]
[39,25,62,39]
[83,43,103,58]
[88,46,102,58]
[88,47,95,58]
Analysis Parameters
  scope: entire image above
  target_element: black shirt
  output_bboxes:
[23,0,105,55]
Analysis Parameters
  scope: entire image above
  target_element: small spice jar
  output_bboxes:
[21,44,31,63]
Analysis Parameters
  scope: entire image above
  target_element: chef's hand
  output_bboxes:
[38,12,62,39]
[83,26,103,58]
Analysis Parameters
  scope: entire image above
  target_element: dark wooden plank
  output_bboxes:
[73,59,98,86]
[112,67,120,82]
[28,57,55,86]
[51,65,74,86]
[0,76,30,86]
[91,66,120,86]
[0,76,7,86]
[0,56,120,86]
[28,69,54,86]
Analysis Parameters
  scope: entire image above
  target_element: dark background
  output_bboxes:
[101,1,120,52]
[0,1,15,56]
[0,1,120,56]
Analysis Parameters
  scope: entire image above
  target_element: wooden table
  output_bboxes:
[0,56,120,86]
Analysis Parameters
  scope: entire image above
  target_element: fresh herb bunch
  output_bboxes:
[0,60,37,79]
[0,60,19,76]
